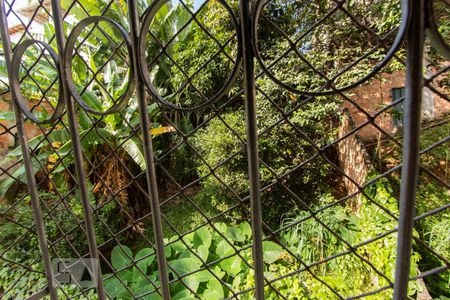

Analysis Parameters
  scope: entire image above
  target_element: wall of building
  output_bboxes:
[0,93,14,160]
[337,109,374,211]
[0,93,43,161]
[344,70,450,141]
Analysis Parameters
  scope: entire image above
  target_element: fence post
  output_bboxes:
[49,1,106,298]
[393,0,425,298]
[239,1,265,299]
[0,1,57,299]
[126,0,171,298]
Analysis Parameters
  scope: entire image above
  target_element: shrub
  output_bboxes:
[0,187,126,263]
[415,181,450,298]
[279,180,420,299]
[104,222,286,299]
[193,98,340,227]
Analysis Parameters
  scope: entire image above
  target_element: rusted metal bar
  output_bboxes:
[50,0,106,298]
[239,1,265,299]
[0,1,57,299]
[393,0,425,298]
[126,0,170,298]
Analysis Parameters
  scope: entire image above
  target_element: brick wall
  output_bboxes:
[344,70,450,141]
[0,93,43,161]
[338,109,374,210]
[0,93,14,160]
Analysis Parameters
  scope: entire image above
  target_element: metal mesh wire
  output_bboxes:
[0,0,448,299]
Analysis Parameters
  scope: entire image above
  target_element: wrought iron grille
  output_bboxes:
[0,0,448,299]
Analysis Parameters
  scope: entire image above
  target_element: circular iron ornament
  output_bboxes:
[64,16,136,115]
[426,0,450,60]
[252,0,412,96]
[11,39,65,124]
[138,0,242,111]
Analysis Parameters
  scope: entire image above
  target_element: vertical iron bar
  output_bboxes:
[49,1,106,299]
[393,0,425,298]
[126,0,170,298]
[0,1,58,299]
[239,1,265,299]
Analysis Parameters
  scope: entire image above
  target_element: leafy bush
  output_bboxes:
[281,194,357,268]
[105,178,423,300]
[369,121,450,297]
[104,222,286,299]
[0,261,47,299]
[0,187,126,263]
[419,121,450,171]
[193,99,340,227]
[415,181,450,298]
[279,180,421,299]
[0,260,97,299]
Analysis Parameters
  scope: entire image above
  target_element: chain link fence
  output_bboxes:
[0,0,448,299]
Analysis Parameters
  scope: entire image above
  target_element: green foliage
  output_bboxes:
[415,181,450,298]
[371,120,450,174]
[0,186,126,265]
[168,0,238,109]
[105,222,285,299]
[370,121,450,297]
[278,180,420,299]
[0,0,177,197]
[257,0,405,93]
[1,0,447,298]
[193,98,340,227]
[0,262,47,299]
[419,121,450,170]
[0,260,97,299]
[281,194,357,268]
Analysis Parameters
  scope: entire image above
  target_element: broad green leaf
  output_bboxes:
[73,55,87,82]
[111,245,133,270]
[239,222,252,239]
[164,245,172,258]
[57,128,114,157]
[168,258,200,276]
[220,255,242,277]
[202,277,224,300]
[143,294,162,300]
[0,154,45,195]
[169,282,185,296]
[131,277,156,299]
[182,232,195,246]
[122,137,146,170]
[134,248,155,276]
[226,226,245,242]
[216,240,233,257]
[170,241,187,253]
[211,266,226,279]
[183,273,200,293]
[196,270,214,282]
[262,241,284,264]
[197,244,209,262]
[77,85,103,112]
[104,276,130,299]
[172,290,195,300]
[8,129,71,157]
[193,226,212,248]
[178,251,202,266]
[214,222,228,235]
[148,103,159,117]
[78,110,93,130]
[118,269,134,282]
